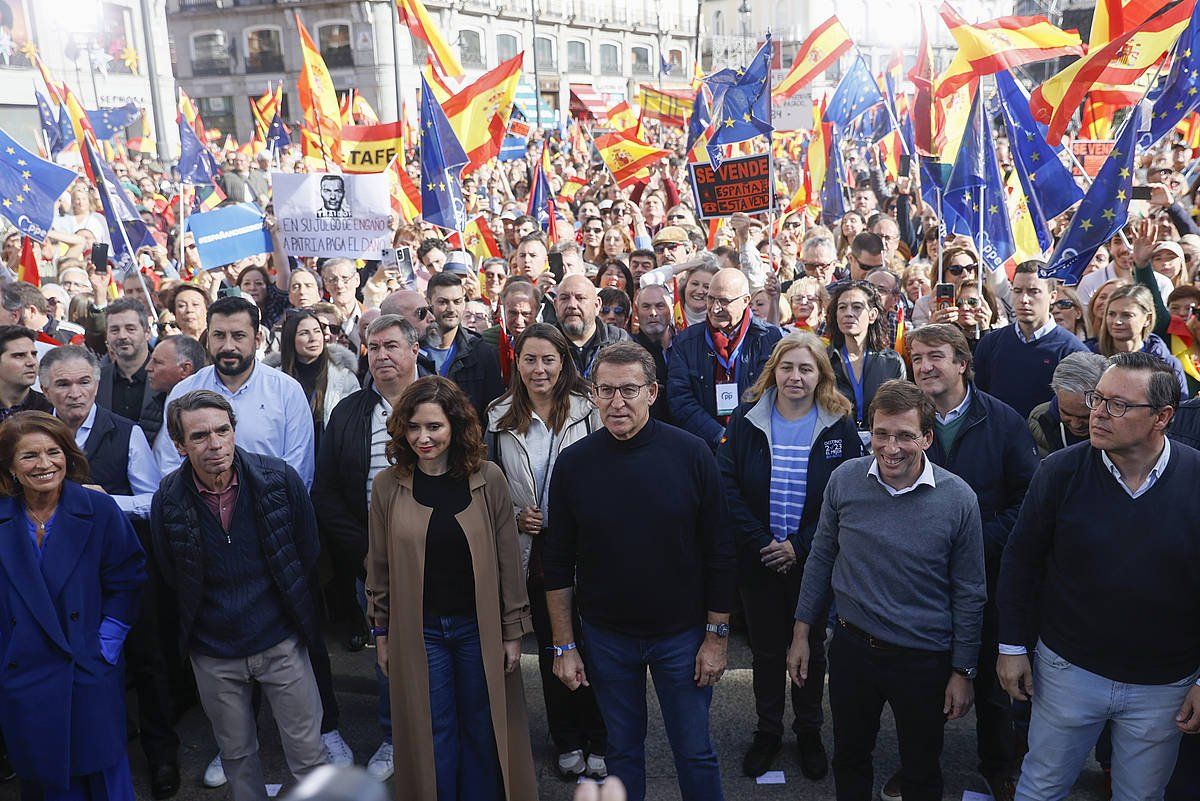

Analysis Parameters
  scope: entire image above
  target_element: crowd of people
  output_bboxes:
[2,117,1200,801]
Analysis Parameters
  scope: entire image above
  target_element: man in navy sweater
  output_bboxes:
[997,352,1200,801]
[542,342,736,801]
[972,262,1088,418]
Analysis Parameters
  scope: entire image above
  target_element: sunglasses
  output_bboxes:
[955,297,981,309]
[601,305,627,316]
[416,306,433,320]
[653,241,685,252]
[1051,299,1077,310]
[667,214,689,221]
[946,263,977,276]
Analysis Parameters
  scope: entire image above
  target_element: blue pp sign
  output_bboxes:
[186,203,272,270]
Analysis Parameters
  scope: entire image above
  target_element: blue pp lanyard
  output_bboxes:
[841,347,867,426]
[705,328,747,380]
[437,340,459,377]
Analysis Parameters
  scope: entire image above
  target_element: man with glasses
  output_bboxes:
[651,226,695,265]
[380,289,437,344]
[998,352,1200,801]
[666,205,697,227]
[913,245,980,327]
[848,232,887,281]
[801,236,840,285]
[870,216,904,267]
[787,379,986,801]
[320,259,363,350]
[542,342,735,801]
[668,268,782,450]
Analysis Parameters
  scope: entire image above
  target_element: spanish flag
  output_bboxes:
[441,53,523,172]
[462,214,502,262]
[605,100,639,135]
[1168,314,1200,394]
[1087,0,1164,47]
[127,112,157,155]
[774,16,854,100]
[353,94,380,124]
[397,0,464,79]
[593,131,671,189]
[638,85,693,128]
[422,59,458,103]
[18,236,40,286]
[178,87,207,143]
[387,156,421,222]
[251,83,280,139]
[296,12,343,167]
[1080,95,1117,139]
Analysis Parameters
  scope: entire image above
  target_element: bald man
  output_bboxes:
[667,268,783,450]
[552,274,630,378]
[380,289,436,342]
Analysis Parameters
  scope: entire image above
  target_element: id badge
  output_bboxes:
[716,382,738,416]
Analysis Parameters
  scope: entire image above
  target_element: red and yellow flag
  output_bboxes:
[441,53,523,172]
[774,16,854,100]
[1088,0,1164,48]
[594,131,670,188]
[341,121,404,173]
[353,94,380,124]
[638,85,693,128]
[1081,95,1117,139]
[179,87,207,142]
[462,214,502,263]
[18,236,40,286]
[387,156,421,222]
[605,100,639,135]
[295,12,343,167]
[397,0,464,79]
[422,59,458,103]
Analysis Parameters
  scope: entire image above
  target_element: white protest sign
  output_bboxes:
[273,171,391,259]
[771,72,812,131]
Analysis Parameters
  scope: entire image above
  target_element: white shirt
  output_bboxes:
[1077,266,1173,307]
[67,404,161,519]
[1014,318,1059,344]
[936,386,973,426]
[365,390,391,507]
[867,453,937,497]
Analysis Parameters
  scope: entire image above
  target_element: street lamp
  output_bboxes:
[737,0,751,65]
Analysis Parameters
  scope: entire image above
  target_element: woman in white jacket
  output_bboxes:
[484,322,607,782]
[270,309,361,442]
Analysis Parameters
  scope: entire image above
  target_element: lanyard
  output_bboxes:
[841,347,867,426]
[437,340,459,377]
[705,327,748,380]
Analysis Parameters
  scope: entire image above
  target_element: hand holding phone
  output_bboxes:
[90,243,110,274]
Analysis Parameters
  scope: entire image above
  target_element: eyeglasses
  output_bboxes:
[416,306,433,320]
[592,383,649,400]
[1083,390,1159,418]
[870,431,923,445]
[955,297,981,309]
[653,241,686,252]
[946,263,977,276]
[706,294,748,308]
[601,305,627,316]
[803,261,835,271]
[1051,299,1077,310]
[667,214,690,222]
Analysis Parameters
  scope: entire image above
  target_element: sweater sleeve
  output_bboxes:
[997,460,1060,649]
[1135,263,1171,340]
[697,442,737,614]
[540,452,579,592]
[716,414,774,553]
[949,496,986,669]
[1166,201,1200,237]
[794,473,841,624]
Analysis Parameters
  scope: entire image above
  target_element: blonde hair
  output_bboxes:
[1055,285,1089,339]
[745,332,853,418]
[1098,284,1156,356]
[1087,277,1130,337]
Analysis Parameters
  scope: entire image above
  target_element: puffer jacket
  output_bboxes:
[265,343,362,426]
[485,392,598,579]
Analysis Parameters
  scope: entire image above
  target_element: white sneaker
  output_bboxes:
[557,749,586,779]
[202,755,226,788]
[322,730,354,767]
[366,742,394,781]
[585,754,607,780]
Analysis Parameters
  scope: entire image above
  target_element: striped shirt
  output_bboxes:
[366,391,392,507]
[769,405,818,541]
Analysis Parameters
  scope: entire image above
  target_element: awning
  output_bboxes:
[513,82,557,128]
[569,84,608,119]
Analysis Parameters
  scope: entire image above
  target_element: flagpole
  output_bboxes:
[766,30,777,280]
[89,132,157,316]
[390,1,405,122]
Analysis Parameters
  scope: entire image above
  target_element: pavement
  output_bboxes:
[0,631,1110,801]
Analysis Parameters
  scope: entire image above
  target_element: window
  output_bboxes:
[410,39,428,66]
[600,43,620,75]
[712,10,724,36]
[460,29,483,67]
[535,36,555,70]
[191,31,230,76]
[197,96,235,140]
[496,33,519,64]
[245,27,283,73]
[318,23,353,68]
[567,40,588,72]
[669,49,685,72]
[631,46,651,75]
[101,3,136,74]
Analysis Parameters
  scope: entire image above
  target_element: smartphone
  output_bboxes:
[900,154,912,177]
[138,252,154,270]
[395,245,416,289]
[90,243,110,274]
[1131,186,1154,201]
[548,251,565,283]
[217,286,242,299]
[380,247,399,269]
[934,283,956,312]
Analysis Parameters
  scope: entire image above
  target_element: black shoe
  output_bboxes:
[346,633,369,652]
[983,772,1016,801]
[797,730,828,781]
[0,752,14,782]
[150,763,180,800]
[880,772,902,800]
[742,732,781,778]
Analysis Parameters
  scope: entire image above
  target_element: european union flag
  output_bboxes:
[86,103,142,140]
[660,55,675,76]
[178,115,219,185]
[943,91,1015,274]
[54,105,74,156]
[820,137,847,226]
[266,111,290,151]
[686,85,711,155]
[419,74,469,232]
[824,56,886,128]
[0,125,77,241]
[35,91,60,154]
[704,35,773,168]
[993,69,1081,250]
[81,135,155,269]
[1142,1,1200,148]
[1043,106,1141,285]
[527,149,555,231]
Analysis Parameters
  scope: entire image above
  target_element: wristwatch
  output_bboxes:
[953,666,978,679]
[705,623,730,638]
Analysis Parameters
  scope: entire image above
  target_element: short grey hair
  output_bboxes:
[365,313,419,345]
[550,240,581,257]
[320,258,357,277]
[802,236,836,259]
[160,334,207,370]
[167,389,237,446]
[636,282,674,307]
[592,341,656,385]
[38,344,99,385]
[1050,352,1109,397]
[1105,351,1181,410]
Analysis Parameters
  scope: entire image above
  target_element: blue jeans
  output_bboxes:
[582,620,723,801]
[1017,640,1198,801]
[423,614,502,801]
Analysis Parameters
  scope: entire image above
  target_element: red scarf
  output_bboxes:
[710,308,752,384]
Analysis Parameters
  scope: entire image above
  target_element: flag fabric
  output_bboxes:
[704,35,774,168]
[1042,105,1141,284]
[35,90,60,154]
[1167,314,1200,391]
[419,74,470,232]
[32,51,63,106]
[341,122,404,173]
[527,145,557,239]
[296,12,343,168]
[80,134,156,269]
[935,3,1084,100]
[86,103,142,140]
[353,94,380,124]
[910,9,936,156]
[639,85,694,127]
[387,156,421,222]
[1032,0,1196,145]
[18,236,39,286]
[1006,169,1046,263]
[605,101,639,134]
[1081,95,1118,139]
[339,91,354,127]
[557,176,586,204]
[127,112,157,154]
[0,125,77,241]
[178,87,207,143]
[774,16,854,100]
[933,77,978,165]
[53,104,75,156]
[1088,0,1164,47]
[178,113,220,185]
[660,55,675,76]
[943,91,1016,274]
[266,111,291,151]
[824,55,886,128]
[1142,1,1200,148]
[397,0,464,78]
[462,214,502,262]
[686,84,713,161]
[819,130,847,225]
[422,59,458,103]
[805,100,831,213]
[441,53,523,172]
[593,131,671,188]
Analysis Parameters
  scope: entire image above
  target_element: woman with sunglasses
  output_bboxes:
[1050,287,1089,340]
[268,310,361,450]
[717,333,863,780]
[951,279,1003,352]
[484,324,606,782]
[912,245,980,327]
[580,217,607,265]
[598,288,631,331]
[1090,284,1189,395]
[826,281,906,431]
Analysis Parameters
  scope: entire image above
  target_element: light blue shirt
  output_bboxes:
[1101,438,1171,500]
[153,361,315,488]
[68,404,161,519]
[936,386,973,426]
[769,405,817,541]
[1014,318,1059,344]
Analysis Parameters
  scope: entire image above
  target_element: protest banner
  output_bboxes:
[273,172,392,259]
[185,203,272,270]
[688,153,774,219]
[1070,139,1115,178]
[340,121,405,173]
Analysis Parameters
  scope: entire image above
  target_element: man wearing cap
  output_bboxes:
[423,272,504,420]
[652,226,695,266]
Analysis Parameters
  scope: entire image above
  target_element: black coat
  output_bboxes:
[98,359,163,443]
[311,387,378,576]
[1169,397,1200,449]
[438,328,505,423]
[828,346,906,428]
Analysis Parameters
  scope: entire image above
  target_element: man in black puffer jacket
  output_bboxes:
[150,389,325,801]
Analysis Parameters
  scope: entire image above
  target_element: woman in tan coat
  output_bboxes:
[366,376,537,801]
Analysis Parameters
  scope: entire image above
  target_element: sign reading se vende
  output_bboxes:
[1070,139,1115,179]
[688,154,774,219]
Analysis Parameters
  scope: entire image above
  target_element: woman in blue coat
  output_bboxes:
[717,332,864,782]
[0,412,145,801]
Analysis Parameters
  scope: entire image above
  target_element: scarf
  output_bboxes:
[710,307,752,384]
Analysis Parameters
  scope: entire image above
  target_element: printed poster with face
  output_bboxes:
[273,171,391,259]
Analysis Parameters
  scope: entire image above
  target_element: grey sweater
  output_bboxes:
[794,455,987,668]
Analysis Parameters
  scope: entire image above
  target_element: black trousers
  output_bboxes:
[126,523,180,767]
[529,577,607,756]
[828,625,951,801]
[975,595,1017,776]
[740,562,826,738]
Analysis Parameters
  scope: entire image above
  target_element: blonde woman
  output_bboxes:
[1050,286,1089,340]
[1085,278,1130,346]
[786,278,828,335]
[1091,284,1188,394]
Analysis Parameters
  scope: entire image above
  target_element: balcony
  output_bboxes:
[192,56,232,75]
[567,58,588,72]
[233,0,275,5]
[246,53,284,73]
[178,0,217,9]
[600,61,620,75]
[632,61,652,75]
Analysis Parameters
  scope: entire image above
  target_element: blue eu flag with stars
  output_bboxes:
[943,91,1015,275]
[267,111,290,151]
[86,103,142,141]
[178,115,219,185]
[0,125,77,241]
[420,74,469,232]
[35,91,60,154]
[703,35,773,168]
[825,56,886,128]
[1142,1,1200,149]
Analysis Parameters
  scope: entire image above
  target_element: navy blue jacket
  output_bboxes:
[717,389,863,576]
[667,317,784,449]
[0,483,145,789]
[926,386,1040,571]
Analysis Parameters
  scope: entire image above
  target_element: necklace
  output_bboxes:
[27,508,52,549]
